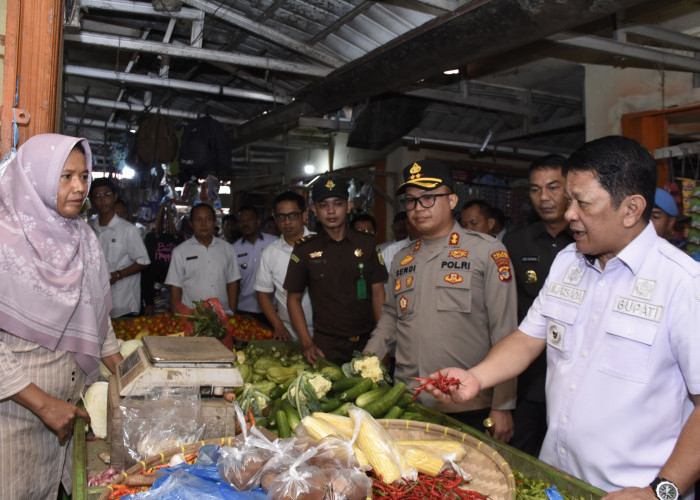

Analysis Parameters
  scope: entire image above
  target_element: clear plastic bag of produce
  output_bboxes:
[323,468,372,500]
[348,404,415,483]
[217,405,279,490]
[307,435,359,471]
[119,386,205,462]
[264,447,327,500]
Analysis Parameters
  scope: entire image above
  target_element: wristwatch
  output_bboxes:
[649,477,680,500]
[116,270,123,280]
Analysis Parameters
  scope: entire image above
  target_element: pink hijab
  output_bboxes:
[0,134,112,380]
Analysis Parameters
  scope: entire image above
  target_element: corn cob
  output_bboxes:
[299,416,343,441]
[350,406,406,484]
[399,447,444,477]
[395,440,466,461]
[312,412,354,439]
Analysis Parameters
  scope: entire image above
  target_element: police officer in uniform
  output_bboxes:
[284,176,388,365]
[365,160,518,442]
[502,154,572,456]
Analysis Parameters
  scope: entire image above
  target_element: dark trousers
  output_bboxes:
[509,397,547,457]
[313,330,369,366]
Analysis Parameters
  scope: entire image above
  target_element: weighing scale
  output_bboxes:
[116,336,243,396]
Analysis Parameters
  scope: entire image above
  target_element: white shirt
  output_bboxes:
[380,237,411,272]
[165,237,241,315]
[233,233,275,313]
[253,229,314,341]
[90,215,150,317]
[520,223,700,494]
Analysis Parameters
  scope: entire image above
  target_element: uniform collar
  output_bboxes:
[578,222,656,274]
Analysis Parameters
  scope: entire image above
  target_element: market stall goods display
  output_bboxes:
[98,406,515,500]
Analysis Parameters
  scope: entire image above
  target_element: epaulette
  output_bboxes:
[295,234,317,246]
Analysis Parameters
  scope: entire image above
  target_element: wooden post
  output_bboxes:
[1,0,63,155]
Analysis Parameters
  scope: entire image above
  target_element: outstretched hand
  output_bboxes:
[303,343,325,364]
[424,367,481,404]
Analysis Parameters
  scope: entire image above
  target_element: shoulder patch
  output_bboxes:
[295,234,316,246]
[289,253,300,263]
[491,250,512,283]
[376,245,385,266]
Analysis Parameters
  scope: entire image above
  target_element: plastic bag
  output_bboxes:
[348,404,413,483]
[323,468,372,500]
[308,435,359,471]
[265,447,327,500]
[120,386,205,463]
[217,404,277,490]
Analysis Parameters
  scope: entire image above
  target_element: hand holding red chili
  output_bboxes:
[413,370,461,400]
[421,367,481,404]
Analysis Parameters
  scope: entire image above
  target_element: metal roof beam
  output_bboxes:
[621,24,700,52]
[493,114,584,142]
[181,0,343,68]
[405,87,538,117]
[66,96,244,124]
[64,32,332,78]
[65,116,131,130]
[79,0,204,20]
[65,65,290,103]
[549,32,700,73]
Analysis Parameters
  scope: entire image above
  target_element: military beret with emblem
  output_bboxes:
[312,176,349,203]
[396,159,453,195]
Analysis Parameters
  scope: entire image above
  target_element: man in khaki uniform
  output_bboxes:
[365,160,518,441]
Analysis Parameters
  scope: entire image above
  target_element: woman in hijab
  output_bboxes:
[0,134,123,499]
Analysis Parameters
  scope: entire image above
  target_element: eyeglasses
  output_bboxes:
[91,192,114,199]
[403,193,451,211]
[274,211,302,222]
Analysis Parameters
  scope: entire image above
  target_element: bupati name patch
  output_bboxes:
[441,261,471,270]
[547,282,585,304]
[396,265,416,277]
[613,296,663,322]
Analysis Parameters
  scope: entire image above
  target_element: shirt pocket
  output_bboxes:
[434,270,472,313]
[599,315,656,383]
[540,299,579,362]
[308,260,327,282]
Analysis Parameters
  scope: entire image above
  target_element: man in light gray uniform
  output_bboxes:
[365,159,518,441]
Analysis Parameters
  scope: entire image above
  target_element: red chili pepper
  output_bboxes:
[413,370,461,400]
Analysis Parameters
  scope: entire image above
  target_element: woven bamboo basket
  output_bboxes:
[380,419,516,500]
[100,420,515,499]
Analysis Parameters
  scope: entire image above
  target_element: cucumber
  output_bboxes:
[269,385,285,400]
[362,382,406,418]
[331,376,365,393]
[382,405,404,419]
[320,397,343,412]
[401,411,424,421]
[354,385,391,408]
[276,410,291,438]
[330,402,352,416]
[396,393,414,409]
[338,378,374,402]
[281,398,300,430]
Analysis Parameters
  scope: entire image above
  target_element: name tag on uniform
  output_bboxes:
[238,253,248,258]
[186,256,198,260]
[522,256,539,263]
[547,282,585,304]
[613,296,663,322]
